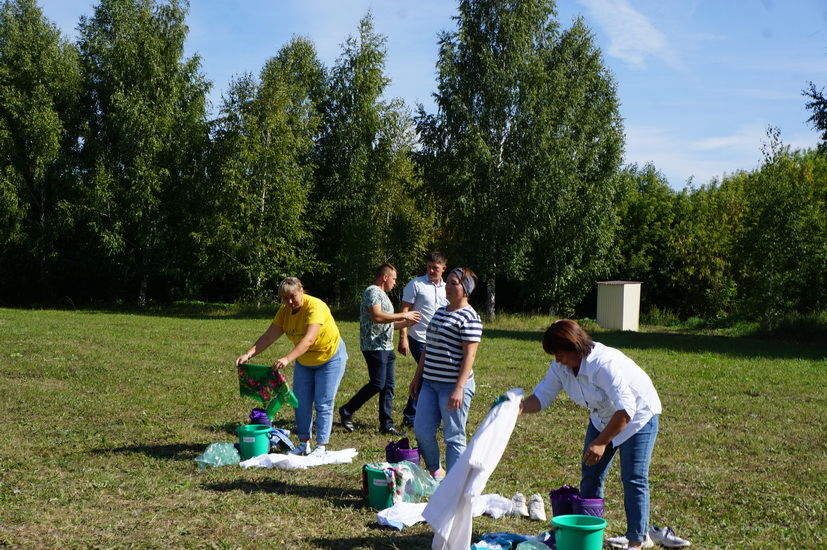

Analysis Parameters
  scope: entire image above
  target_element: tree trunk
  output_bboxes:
[138,274,148,307]
[486,277,496,320]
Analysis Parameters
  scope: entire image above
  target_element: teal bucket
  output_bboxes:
[236,424,271,460]
[551,514,607,550]
[363,465,394,510]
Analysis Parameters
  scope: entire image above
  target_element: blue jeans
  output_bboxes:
[292,339,347,445]
[580,415,659,544]
[341,350,396,430]
[402,338,425,424]
[413,376,475,472]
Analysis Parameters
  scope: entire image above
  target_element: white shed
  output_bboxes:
[596,281,642,331]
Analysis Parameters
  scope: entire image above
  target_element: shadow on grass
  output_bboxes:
[307,532,433,550]
[200,479,362,508]
[66,302,362,322]
[597,330,826,360]
[483,327,826,360]
[483,327,543,343]
[91,443,205,461]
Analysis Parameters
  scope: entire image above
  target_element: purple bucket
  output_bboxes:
[572,496,605,518]
[385,437,420,465]
[249,407,271,426]
[549,485,580,517]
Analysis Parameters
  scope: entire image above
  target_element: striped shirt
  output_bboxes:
[422,306,483,383]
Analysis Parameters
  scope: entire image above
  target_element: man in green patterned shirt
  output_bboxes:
[339,264,421,435]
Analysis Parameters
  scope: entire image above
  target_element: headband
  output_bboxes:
[450,267,475,297]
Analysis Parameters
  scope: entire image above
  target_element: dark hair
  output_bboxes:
[542,319,594,358]
[375,263,396,278]
[426,251,447,265]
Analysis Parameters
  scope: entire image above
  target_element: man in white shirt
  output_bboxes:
[398,251,448,427]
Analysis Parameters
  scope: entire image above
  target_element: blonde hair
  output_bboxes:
[278,277,303,296]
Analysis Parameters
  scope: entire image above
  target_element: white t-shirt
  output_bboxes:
[401,274,447,343]
[531,342,662,446]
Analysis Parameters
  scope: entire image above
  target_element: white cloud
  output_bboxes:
[577,0,679,69]
[625,122,822,188]
[691,124,767,152]
[624,125,762,187]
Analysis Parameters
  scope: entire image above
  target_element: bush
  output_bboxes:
[641,306,680,326]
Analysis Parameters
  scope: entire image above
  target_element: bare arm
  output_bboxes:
[408,344,427,399]
[273,323,322,370]
[369,303,420,325]
[448,340,478,411]
[236,323,284,366]
[397,300,415,355]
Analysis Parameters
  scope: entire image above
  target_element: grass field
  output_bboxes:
[0,306,825,549]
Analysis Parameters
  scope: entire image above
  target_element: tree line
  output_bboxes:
[1,0,825,326]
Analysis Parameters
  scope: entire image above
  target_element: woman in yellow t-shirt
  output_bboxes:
[236,277,348,457]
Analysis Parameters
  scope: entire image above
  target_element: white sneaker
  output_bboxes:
[605,533,654,549]
[289,442,310,456]
[511,492,529,517]
[528,493,547,521]
[649,526,691,547]
[307,445,327,458]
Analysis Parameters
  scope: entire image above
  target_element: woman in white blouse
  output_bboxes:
[520,319,662,549]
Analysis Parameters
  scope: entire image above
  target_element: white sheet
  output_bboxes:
[422,389,524,550]
[239,448,359,469]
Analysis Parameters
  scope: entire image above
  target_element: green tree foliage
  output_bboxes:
[616,143,826,324]
[614,164,741,320]
[733,130,827,327]
[614,164,679,311]
[525,18,625,315]
[75,0,209,304]
[0,0,80,300]
[314,13,431,304]
[803,81,826,153]
[668,178,743,318]
[203,37,324,301]
[417,2,623,317]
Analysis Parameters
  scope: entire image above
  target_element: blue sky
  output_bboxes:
[38,0,827,188]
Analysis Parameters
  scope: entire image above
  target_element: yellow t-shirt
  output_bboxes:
[272,294,340,366]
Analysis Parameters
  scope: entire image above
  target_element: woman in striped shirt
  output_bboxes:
[409,267,482,478]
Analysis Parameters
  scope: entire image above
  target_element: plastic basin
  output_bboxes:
[551,514,607,550]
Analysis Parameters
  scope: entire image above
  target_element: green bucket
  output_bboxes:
[236,424,271,460]
[551,514,607,550]
[363,465,394,510]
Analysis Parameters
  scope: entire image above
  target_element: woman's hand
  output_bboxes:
[273,356,291,370]
[448,385,464,411]
[409,376,421,399]
[519,395,541,415]
[236,353,252,367]
[583,442,607,466]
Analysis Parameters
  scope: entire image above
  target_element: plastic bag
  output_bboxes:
[472,532,554,550]
[194,443,240,469]
[515,540,551,550]
[398,460,440,502]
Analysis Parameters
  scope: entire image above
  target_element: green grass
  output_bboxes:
[0,307,825,549]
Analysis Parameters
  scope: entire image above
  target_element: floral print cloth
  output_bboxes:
[237,363,299,420]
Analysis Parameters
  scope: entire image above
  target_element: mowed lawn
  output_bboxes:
[0,307,824,549]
